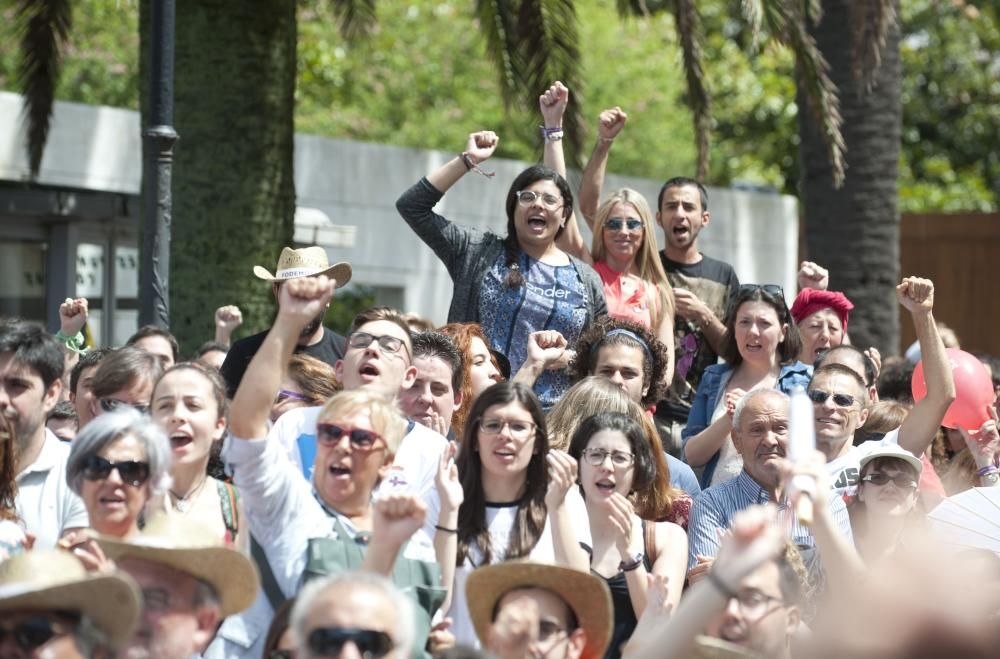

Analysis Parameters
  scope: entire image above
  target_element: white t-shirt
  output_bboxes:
[269,405,449,499]
[14,430,88,549]
[421,488,555,648]
[826,428,901,497]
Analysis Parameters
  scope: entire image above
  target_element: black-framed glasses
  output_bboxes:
[0,616,76,651]
[604,217,643,232]
[82,455,151,487]
[99,397,150,415]
[316,423,383,450]
[807,389,857,408]
[348,331,409,357]
[515,189,563,210]
[582,448,635,468]
[307,627,394,658]
[861,472,918,490]
[274,389,309,405]
[725,588,785,620]
[478,417,536,439]
[738,284,784,298]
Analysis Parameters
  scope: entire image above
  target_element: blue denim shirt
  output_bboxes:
[681,361,812,488]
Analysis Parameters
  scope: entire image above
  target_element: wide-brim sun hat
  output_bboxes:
[466,561,612,659]
[253,245,352,288]
[858,442,924,477]
[0,549,141,649]
[98,515,259,617]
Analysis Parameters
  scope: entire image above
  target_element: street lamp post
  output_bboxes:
[139,0,178,328]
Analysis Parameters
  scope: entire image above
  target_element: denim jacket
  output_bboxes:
[682,361,812,488]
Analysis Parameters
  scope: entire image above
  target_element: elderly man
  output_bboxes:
[291,572,414,659]
[99,516,259,659]
[687,389,852,579]
[467,562,612,659]
[220,246,352,398]
[398,331,464,439]
[0,549,140,658]
[2,320,88,548]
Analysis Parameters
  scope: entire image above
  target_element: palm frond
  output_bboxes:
[614,0,650,18]
[740,0,764,51]
[14,0,72,178]
[475,0,521,106]
[672,0,711,181]
[517,0,586,166]
[804,0,823,26]
[330,0,377,42]
[763,0,845,187]
[848,0,897,93]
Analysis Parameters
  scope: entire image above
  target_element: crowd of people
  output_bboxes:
[2,82,1000,659]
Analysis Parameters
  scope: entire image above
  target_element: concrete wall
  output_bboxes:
[0,91,798,325]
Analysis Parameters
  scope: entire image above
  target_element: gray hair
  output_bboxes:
[291,571,414,659]
[66,408,173,497]
[732,388,789,432]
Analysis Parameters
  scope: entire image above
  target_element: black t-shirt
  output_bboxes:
[220,327,346,398]
[658,251,740,421]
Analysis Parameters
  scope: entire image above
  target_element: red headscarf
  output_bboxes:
[790,288,854,332]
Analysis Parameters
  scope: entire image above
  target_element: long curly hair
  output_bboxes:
[439,322,505,439]
[591,189,675,328]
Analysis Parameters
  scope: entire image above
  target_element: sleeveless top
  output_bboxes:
[580,520,656,659]
[593,261,659,329]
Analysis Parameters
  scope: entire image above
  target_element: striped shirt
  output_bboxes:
[688,469,853,569]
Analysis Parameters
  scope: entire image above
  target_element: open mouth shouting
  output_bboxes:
[169,430,193,451]
[594,477,617,495]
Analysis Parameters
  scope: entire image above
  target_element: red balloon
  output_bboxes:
[911,348,996,430]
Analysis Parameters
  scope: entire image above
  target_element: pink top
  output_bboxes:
[594,261,657,328]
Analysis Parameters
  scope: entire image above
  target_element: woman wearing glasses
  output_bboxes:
[62,409,171,567]
[430,381,588,647]
[567,412,687,658]
[150,362,247,549]
[270,353,340,423]
[396,131,607,409]
[683,285,807,488]
[88,346,164,421]
[538,86,676,386]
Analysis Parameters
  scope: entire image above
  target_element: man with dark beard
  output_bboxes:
[220,246,353,398]
[1,320,87,548]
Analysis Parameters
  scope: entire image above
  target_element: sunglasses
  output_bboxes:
[100,398,150,415]
[274,389,310,405]
[0,616,75,651]
[267,651,294,659]
[316,423,382,450]
[738,283,785,302]
[82,455,151,486]
[604,217,643,232]
[861,472,918,490]
[307,627,394,658]
[807,389,857,408]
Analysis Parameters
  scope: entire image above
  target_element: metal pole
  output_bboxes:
[139,0,178,328]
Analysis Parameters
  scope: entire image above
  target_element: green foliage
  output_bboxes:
[324,284,376,334]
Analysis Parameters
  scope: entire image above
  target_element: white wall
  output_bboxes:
[0,91,798,324]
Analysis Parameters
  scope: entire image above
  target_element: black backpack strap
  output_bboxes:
[250,534,286,610]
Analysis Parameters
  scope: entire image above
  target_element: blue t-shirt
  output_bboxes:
[479,251,587,408]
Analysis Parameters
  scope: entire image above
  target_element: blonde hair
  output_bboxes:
[547,377,681,520]
[591,189,675,328]
[319,390,407,454]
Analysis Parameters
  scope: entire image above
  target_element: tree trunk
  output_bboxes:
[140,0,297,352]
[798,0,902,355]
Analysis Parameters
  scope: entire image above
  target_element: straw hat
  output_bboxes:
[253,246,352,288]
[0,549,141,648]
[858,443,923,477]
[466,562,612,659]
[99,515,259,617]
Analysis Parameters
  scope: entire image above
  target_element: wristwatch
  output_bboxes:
[619,551,645,573]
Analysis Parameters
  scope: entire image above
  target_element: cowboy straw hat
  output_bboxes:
[466,562,612,659]
[0,549,141,649]
[98,515,259,617]
[253,246,352,288]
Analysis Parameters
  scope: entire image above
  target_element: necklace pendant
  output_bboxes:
[174,498,189,513]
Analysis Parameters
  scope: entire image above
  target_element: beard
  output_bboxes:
[299,311,326,340]
[4,408,40,459]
